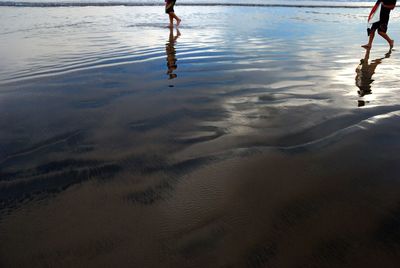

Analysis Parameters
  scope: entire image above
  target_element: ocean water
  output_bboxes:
[0,1,388,85]
[0,0,377,3]
[1,3,400,268]
[0,0,376,6]
[0,1,380,85]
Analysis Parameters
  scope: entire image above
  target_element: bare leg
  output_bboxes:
[362,29,375,49]
[168,13,173,28]
[170,12,181,27]
[378,31,394,48]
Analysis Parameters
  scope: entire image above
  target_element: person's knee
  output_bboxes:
[378,24,388,34]
[378,30,386,37]
[369,27,376,35]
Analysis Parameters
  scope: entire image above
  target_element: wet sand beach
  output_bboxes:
[1,4,400,267]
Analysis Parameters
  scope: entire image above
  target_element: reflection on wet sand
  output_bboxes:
[1,113,400,268]
[2,5,400,268]
[166,27,180,84]
[355,48,392,107]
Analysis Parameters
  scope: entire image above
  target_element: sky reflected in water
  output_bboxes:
[1,5,400,268]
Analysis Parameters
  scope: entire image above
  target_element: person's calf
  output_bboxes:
[168,13,174,27]
[362,31,375,49]
[378,31,394,48]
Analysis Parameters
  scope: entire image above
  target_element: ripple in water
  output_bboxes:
[1,4,400,268]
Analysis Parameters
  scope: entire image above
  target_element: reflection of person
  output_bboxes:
[165,0,181,28]
[362,0,396,49]
[166,27,180,81]
[355,48,391,106]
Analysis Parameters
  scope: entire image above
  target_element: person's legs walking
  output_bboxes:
[362,29,376,49]
[166,0,181,27]
[169,12,181,27]
[378,31,394,48]
[168,13,174,27]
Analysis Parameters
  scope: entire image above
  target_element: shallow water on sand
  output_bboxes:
[1,5,400,267]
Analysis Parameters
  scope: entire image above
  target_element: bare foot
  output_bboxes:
[176,19,181,27]
[361,44,371,49]
[389,40,394,49]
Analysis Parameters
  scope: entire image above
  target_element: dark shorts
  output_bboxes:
[371,21,388,33]
[165,0,176,14]
[371,7,391,33]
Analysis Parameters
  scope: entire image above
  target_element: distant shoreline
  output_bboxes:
[0,1,373,8]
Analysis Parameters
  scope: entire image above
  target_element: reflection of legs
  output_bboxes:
[378,31,394,48]
[362,29,375,49]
